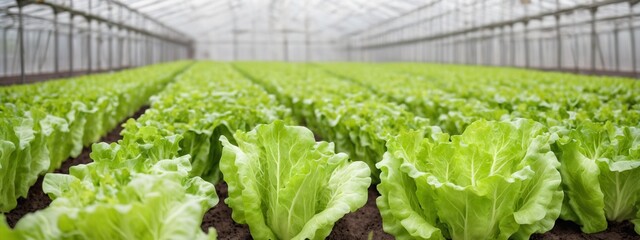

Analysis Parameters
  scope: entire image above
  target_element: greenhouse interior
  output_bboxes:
[0,0,639,239]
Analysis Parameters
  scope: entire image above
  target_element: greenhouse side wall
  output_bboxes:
[0,0,192,85]
[343,0,640,78]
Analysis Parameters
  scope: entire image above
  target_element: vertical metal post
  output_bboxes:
[146,36,151,65]
[53,9,59,74]
[282,7,289,63]
[305,8,310,62]
[119,6,123,68]
[629,3,637,76]
[97,24,102,70]
[87,0,92,73]
[18,3,25,83]
[555,0,562,69]
[232,30,238,61]
[573,33,579,73]
[488,29,493,65]
[539,36,544,68]
[511,24,516,66]
[590,7,597,72]
[464,33,469,64]
[500,27,506,66]
[108,26,112,69]
[69,12,73,76]
[128,30,132,67]
[3,28,7,76]
[135,15,139,66]
[143,35,147,65]
[524,20,530,68]
[31,31,42,71]
[439,15,444,63]
[614,23,620,72]
[160,40,163,63]
[252,17,257,60]
[108,4,112,70]
[119,34,124,68]
[555,15,562,69]
[231,3,237,61]
[135,33,138,67]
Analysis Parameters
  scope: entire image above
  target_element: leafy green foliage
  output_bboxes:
[0,62,190,212]
[320,63,640,134]
[220,121,371,240]
[556,122,640,233]
[234,62,429,182]
[1,147,217,240]
[378,119,563,239]
[121,62,292,183]
[1,61,294,238]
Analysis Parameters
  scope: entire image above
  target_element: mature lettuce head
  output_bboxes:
[0,115,49,212]
[556,121,640,233]
[0,143,217,240]
[220,120,371,240]
[377,119,563,240]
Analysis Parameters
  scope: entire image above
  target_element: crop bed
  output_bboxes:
[202,182,638,240]
[4,106,149,227]
[1,62,639,240]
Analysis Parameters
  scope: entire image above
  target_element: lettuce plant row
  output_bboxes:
[233,62,432,183]
[2,62,371,239]
[321,63,640,236]
[121,62,292,183]
[1,61,638,239]
[0,62,190,212]
[233,63,566,239]
[320,63,640,133]
[0,61,297,239]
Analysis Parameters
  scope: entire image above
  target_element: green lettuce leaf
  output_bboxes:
[378,119,563,239]
[557,121,640,233]
[3,155,217,240]
[220,121,371,240]
[0,116,49,212]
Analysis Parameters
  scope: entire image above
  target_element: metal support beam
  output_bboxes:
[68,6,73,76]
[18,3,25,83]
[500,27,505,66]
[539,35,544,68]
[630,3,637,76]
[87,0,93,73]
[555,16,562,68]
[230,2,237,61]
[108,3,112,70]
[511,24,515,67]
[53,8,59,74]
[359,0,629,49]
[555,0,562,69]
[590,7,597,71]
[304,9,310,62]
[614,23,620,71]
[341,0,444,39]
[20,0,191,45]
[572,32,579,73]
[3,28,7,76]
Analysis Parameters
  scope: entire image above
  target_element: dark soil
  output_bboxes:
[202,182,251,239]
[206,184,639,240]
[327,186,394,240]
[4,106,148,227]
[204,184,392,240]
[534,220,639,240]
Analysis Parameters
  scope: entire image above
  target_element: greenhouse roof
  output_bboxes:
[1,0,634,44]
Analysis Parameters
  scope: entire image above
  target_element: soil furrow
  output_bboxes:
[5,106,148,227]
